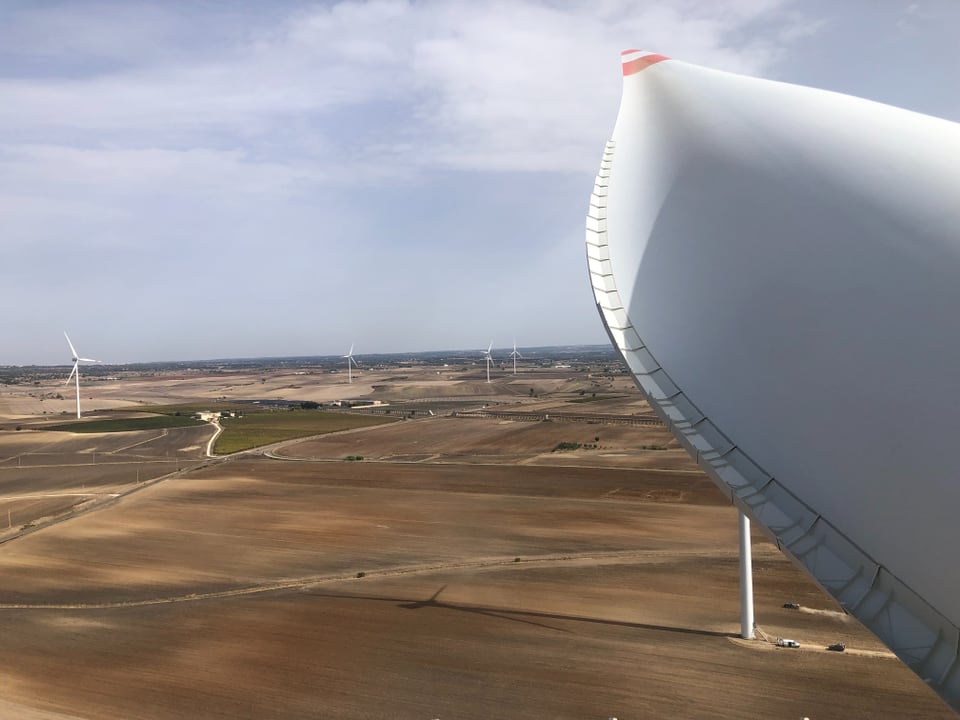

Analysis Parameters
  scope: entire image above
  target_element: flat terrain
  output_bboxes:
[215,410,396,453]
[0,365,952,718]
[281,415,697,470]
[0,423,212,540]
[0,363,640,419]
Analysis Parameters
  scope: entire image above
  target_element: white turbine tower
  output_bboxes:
[63,332,100,419]
[509,340,522,375]
[483,342,494,383]
[343,343,358,383]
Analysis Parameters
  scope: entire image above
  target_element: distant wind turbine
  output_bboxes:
[483,341,494,383]
[343,343,358,383]
[509,340,522,375]
[63,332,100,419]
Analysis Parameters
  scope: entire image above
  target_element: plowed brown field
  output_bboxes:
[0,455,949,719]
[0,368,952,718]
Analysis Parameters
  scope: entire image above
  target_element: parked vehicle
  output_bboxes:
[776,638,800,648]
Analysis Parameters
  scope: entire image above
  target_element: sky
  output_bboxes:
[2,0,958,365]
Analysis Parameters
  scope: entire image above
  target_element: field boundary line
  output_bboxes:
[0,548,744,610]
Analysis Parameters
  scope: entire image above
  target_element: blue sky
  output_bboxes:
[2,0,957,364]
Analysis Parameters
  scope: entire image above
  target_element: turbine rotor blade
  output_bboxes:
[63,331,78,359]
[65,362,78,384]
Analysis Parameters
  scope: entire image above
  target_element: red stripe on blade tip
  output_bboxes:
[622,53,670,75]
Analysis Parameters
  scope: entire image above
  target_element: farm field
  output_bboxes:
[46,415,206,433]
[214,409,397,454]
[0,362,952,718]
[281,414,698,470]
[0,457,949,719]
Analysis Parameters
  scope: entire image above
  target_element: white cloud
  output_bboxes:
[0,0,807,172]
[2,144,314,196]
[0,0,839,363]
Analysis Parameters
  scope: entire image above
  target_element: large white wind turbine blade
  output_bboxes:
[590,49,960,711]
[78,357,99,363]
[63,331,78,359]
[65,362,78,384]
